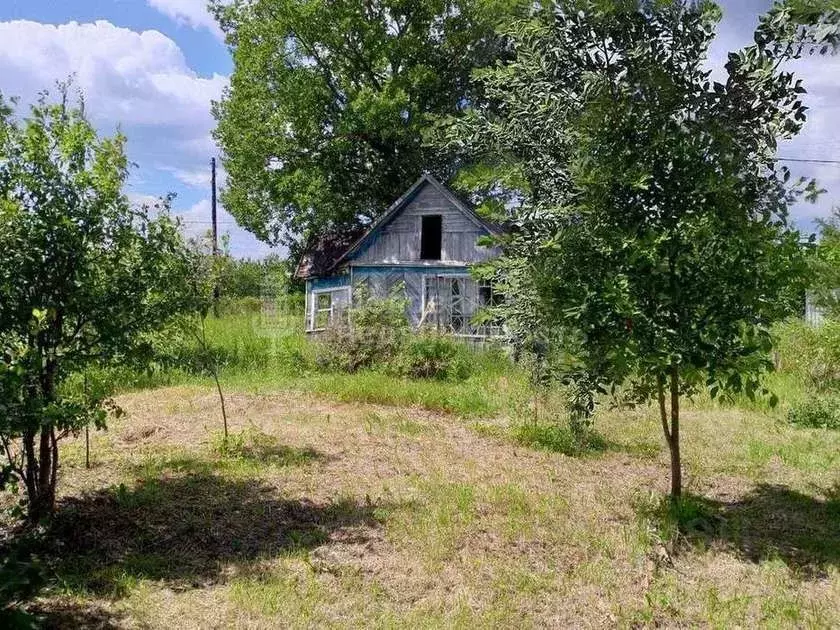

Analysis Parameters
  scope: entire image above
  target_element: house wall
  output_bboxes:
[352,183,499,264]
[351,265,477,327]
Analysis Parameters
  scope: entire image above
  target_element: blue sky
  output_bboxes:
[0,1,838,258]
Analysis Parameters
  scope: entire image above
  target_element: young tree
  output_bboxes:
[210,0,526,260]
[446,0,838,498]
[0,89,192,522]
[180,233,232,445]
[813,207,840,316]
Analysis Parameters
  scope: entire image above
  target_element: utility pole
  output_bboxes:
[211,157,220,317]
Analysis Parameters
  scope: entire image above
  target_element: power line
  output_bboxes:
[178,220,240,225]
[778,157,840,165]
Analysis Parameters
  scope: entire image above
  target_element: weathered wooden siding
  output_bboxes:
[353,182,498,264]
[351,266,476,326]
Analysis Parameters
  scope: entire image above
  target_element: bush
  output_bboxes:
[0,534,44,629]
[787,394,840,429]
[774,319,840,391]
[220,296,263,315]
[392,332,473,380]
[512,421,605,456]
[315,287,409,373]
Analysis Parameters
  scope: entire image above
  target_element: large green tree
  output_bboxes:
[211,0,524,258]
[0,90,193,522]
[447,0,838,497]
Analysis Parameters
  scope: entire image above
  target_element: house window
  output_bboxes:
[478,279,502,307]
[420,215,442,260]
[450,277,465,332]
[477,279,504,337]
[422,275,503,337]
[421,275,470,335]
[315,292,332,330]
[308,287,350,331]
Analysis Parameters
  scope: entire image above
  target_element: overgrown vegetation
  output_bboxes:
[2,2,839,627]
[315,289,480,383]
[444,0,836,499]
[0,88,194,522]
[812,206,840,316]
[314,287,410,374]
[787,394,840,429]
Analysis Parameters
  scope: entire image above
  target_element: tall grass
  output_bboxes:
[104,304,824,424]
[103,304,531,418]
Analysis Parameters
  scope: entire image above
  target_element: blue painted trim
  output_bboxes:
[310,275,351,290]
[350,265,472,275]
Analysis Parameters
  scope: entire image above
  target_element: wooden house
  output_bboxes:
[295,174,502,338]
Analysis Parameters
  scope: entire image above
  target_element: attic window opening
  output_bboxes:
[420,215,442,260]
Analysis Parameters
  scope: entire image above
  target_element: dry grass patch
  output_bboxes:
[7,386,838,628]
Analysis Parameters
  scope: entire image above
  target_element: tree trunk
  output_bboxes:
[668,365,681,498]
[24,425,58,524]
[657,367,682,500]
[23,355,61,523]
[212,368,229,442]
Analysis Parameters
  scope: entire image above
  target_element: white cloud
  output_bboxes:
[145,0,224,40]
[127,193,282,258]
[0,19,282,255]
[0,20,226,136]
[160,165,212,188]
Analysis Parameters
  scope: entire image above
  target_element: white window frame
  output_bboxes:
[421,274,472,335]
[308,287,350,332]
[421,274,503,338]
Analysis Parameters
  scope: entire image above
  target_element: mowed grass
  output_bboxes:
[17,383,840,629]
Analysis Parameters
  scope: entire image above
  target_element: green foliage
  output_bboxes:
[218,254,291,300]
[0,534,44,629]
[774,319,840,391]
[512,421,605,456]
[787,395,840,430]
[444,0,837,495]
[210,0,525,257]
[315,286,410,373]
[0,86,194,521]
[391,331,473,380]
[812,207,840,316]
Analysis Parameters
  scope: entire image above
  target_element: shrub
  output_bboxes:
[392,332,473,380]
[512,421,605,456]
[0,533,44,629]
[220,296,263,315]
[787,395,840,430]
[774,319,840,391]
[315,287,409,373]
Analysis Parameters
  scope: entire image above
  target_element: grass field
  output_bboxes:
[7,312,840,628]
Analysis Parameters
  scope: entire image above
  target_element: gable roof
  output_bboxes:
[334,173,500,267]
[295,173,501,280]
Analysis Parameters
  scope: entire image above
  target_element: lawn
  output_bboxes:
[17,373,840,628]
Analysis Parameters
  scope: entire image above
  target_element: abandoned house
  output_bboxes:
[295,173,503,338]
